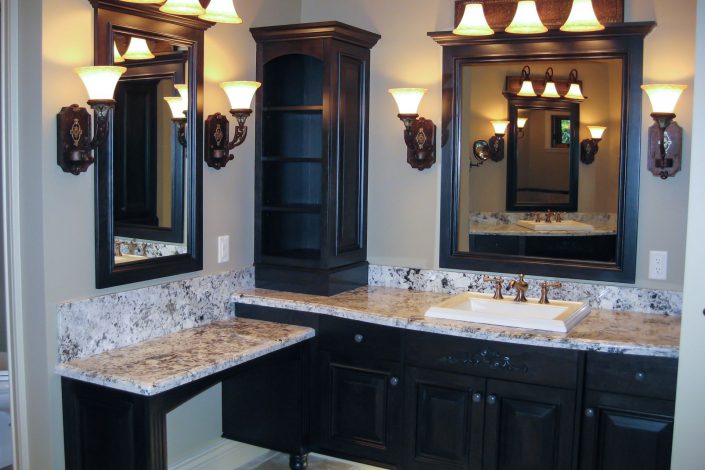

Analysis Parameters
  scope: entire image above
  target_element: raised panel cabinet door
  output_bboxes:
[580,391,674,470]
[482,379,576,470]
[319,352,403,465]
[404,367,486,470]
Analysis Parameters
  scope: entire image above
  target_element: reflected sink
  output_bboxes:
[516,220,594,232]
[425,292,591,333]
[115,254,149,264]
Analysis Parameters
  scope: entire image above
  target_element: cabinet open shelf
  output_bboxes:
[262,204,322,214]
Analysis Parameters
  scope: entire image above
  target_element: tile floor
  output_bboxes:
[249,453,383,470]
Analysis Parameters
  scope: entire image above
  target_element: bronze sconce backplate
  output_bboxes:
[57,105,95,175]
[204,110,251,169]
[647,120,683,179]
[580,138,600,164]
[402,116,437,170]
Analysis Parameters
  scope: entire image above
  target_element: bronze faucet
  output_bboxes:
[483,276,505,300]
[555,212,563,223]
[545,210,554,223]
[539,281,563,304]
[509,274,529,302]
[115,240,122,257]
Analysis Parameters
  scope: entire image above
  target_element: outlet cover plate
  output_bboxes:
[218,235,230,264]
[649,250,668,280]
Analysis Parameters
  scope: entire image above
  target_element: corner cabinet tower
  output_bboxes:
[251,22,380,295]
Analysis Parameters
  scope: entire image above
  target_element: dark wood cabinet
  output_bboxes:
[251,22,381,296]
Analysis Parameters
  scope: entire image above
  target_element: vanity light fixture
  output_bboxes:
[541,67,561,98]
[517,66,537,97]
[389,88,437,170]
[164,96,188,148]
[113,42,125,63]
[505,1,548,34]
[517,117,528,138]
[122,37,155,61]
[561,0,605,32]
[564,69,586,101]
[199,0,243,23]
[472,120,509,165]
[580,126,606,164]
[642,84,687,179]
[204,81,261,169]
[57,66,127,175]
[159,0,206,16]
[453,2,494,36]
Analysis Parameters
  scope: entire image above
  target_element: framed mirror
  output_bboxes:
[91,1,210,288]
[431,24,654,283]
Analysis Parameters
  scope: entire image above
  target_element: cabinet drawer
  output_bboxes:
[585,352,678,400]
[319,316,402,361]
[406,330,580,389]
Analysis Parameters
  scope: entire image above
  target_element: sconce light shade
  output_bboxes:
[389,88,427,116]
[175,84,189,106]
[220,81,261,110]
[491,120,510,136]
[159,0,206,16]
[199,0,243,24]
[505,1,548,34]
[542,81,561,98]
[453,3,494,36]
[75,66,127,102]
[587,125,607,139]
[641,84,687,114]
[113,42,125,63]
[516,66,536,97]
[164,96,188,120]
[565,69,586,100]
[561,0,605,32]
[123,37,155,60]
[517,117,528,129]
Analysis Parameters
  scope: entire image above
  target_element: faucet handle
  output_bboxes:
[545,210,554,223]
[555,212,563,223]
[539,281,562,304]
[483,275,505,300]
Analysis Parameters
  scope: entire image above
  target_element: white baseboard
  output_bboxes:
[169,439,275,470]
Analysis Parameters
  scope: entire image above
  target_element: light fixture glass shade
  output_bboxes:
[491,120,510,135]
[75,66,127,101]
[175,84,189,105]
[542,81,561,98]
[113,42,125,63]
[561,0,605,32]
[505,1,548,34]
[159,0,206,16]
[587,126,607,139]
[164,96,188,119]
[220,81,261,110]
[641,84,687,114]
[123,37,155,60]
[453,3,494,36]
[517,117,529,129]
[199,0,243,23]
[565,83,586,100]
[389,88,427,115]
[517,80,537,97]
[120,0,164,3]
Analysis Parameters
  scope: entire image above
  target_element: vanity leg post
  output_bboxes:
[289,453,309,470]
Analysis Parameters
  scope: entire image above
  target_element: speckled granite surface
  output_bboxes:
[469,223,616,236]
[56,318,315,396]
[232,287,680,357]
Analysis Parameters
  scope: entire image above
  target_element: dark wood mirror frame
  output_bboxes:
[430,23,655,284]
[90,0,211,288]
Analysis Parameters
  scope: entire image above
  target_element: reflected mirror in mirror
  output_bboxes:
[459,59,623,263]
[112,33,189,266]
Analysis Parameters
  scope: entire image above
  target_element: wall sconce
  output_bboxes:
[580,126,606,164]
[642,84,687,179]
[204,81,261,169]
[565,69,586,101]
[453,2,494,36]
[505,1,548,34]
[164,96,188,148]
[472,120,509,165]
[517,117,528,138]
[57,66,126,175]
[389,88,437,170]
[122,37,155,60]
[517,66,537,97]
[561,0,605,32]
[113,42,125,63]
[541,67,561,98]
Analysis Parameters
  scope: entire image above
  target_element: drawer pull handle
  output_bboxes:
[353,334,364,343]
[389,376,399,387]
[472,392,483,403]
[635,371,647,381]
[487,394,497,405]
[585,408,595,418]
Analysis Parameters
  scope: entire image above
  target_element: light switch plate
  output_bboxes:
[649,250,668,280]
[218,235,230,264]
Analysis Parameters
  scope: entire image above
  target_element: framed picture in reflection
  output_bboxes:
[551,115,571,148]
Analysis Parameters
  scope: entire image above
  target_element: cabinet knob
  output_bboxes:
[472,392,483,403]
[585,408,595,418]
[353,334,364,343]
[389,376,399,387]
[635,370,647,381]
[487,394,497,405]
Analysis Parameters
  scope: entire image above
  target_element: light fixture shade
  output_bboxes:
[113,42,125,63]
[199,0,243,23]
[491,120,510,135]
[542,81,561,98]
[641,84,687,114]
[175,84,189,106]
[453,3,494,36]
[505,1,548,34]
[565,83,586,100]
[75,66,127,101]
[220,81,261,110]
[517,117,529,129]
[120,0,164,3]
[159,0,206,16]
[164,96,188,119]
[561,0,605,32]
[517,80,537,97]
[587,126,607,139]
[123,37,155,60]
[389,88,427,115]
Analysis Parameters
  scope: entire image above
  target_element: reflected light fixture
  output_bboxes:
[123,37,155,60]
[565,69,586,100]
[517,117,528,138]
[581,125,606,164]
[159,0,206,16]
[561,0,605,32]
[517,66,537,97]
[642,84,687,179]
[57,66,127,175]
[175,84,189,107]
[506,1,548,34]
[389,88,437,170]
[541,67,561,98]
[204,81,261,169]
[453,2,494,36]
[199,0,243,23]
[472,120,509,165]
[113,42,125,63]
[164,96,188,148]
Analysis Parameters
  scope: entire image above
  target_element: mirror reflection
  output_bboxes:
[112,33,189,265]
[459,59,623,262]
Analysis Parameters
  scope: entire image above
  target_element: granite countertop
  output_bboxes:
[232,287,680,358]
[56,318,315,396]
[470,223,617,236]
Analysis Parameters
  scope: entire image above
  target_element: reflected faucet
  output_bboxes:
[509,274,529,302]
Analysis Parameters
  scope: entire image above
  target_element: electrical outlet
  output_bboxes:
[218,235,230,264]
[649,250,668,280]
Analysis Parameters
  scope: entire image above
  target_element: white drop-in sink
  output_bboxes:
[516,220,594,232]
[425,292,591,333]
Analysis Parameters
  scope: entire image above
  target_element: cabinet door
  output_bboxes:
[580,391,674,470]
[483,379,576,470]
[319,352,402,465]
[405,367,485,470]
